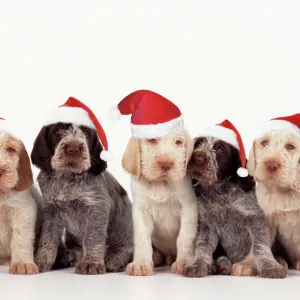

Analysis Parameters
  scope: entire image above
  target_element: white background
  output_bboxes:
[0,1,300,299]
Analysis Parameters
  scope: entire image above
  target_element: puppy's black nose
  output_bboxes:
[158,160,174,171]
[194,153,207,166]
[265,160,280,172]
[65,144,81,155]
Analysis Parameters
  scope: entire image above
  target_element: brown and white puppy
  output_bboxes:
[184,136,286,278]
[0,129,42,275]
[248,130,300,270]
[123,129,198,276]
[31,122,133,274]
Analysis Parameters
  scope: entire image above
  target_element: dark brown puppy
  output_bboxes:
[183,136,287,278]
[31,123,133,274]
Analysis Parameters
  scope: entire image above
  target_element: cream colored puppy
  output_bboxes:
[248,130,300,270]
[123,129,198,276]
[0,129,41,274]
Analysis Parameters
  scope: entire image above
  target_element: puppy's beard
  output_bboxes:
[255,163,296,188]
[188,164,218,187]
[0,170,19,192]
[52,146,91,174]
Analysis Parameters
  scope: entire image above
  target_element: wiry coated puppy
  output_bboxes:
[247,114,300,270]
[110,90,198,276]
[0,123,42,275]
[31,97,133,275]
[184,120,286,278]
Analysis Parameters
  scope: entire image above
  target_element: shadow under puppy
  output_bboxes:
[184,120,286,278]
[0,119,42,275]
[110,90,198,276]
[31,97,133,275]
[247,114,300,270]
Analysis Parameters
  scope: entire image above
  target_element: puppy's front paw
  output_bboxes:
[292,260,300,270]
[126,262,153,276]
[215,256,232,275]
[75,262,106,275]
[231,262,255,277]
[260,262,287,279]
[106,257,126,273]
[171,260,187,275]
[183,261,211,278]
[9,263,39,275]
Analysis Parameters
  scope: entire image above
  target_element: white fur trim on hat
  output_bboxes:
[43,107,95,129]
[131,115,184,139]
[0,120,21,140]
[108,106,122,121]
[100,150,114,161]
[254,120,300,139]
[198,125,239,149]
[237,167,248,177]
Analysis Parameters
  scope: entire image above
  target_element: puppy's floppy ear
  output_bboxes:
[89,133,107,175]
[122,137,141,179]
[31,126,53,172]
[185,132,194,168]
[14,142,33,191]
[247,141,257,176]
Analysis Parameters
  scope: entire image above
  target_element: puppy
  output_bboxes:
[123,129,198,276]
[31,122,133,274]
[247,130,300,270]
[0,129,42,275]
[184,136,287,278]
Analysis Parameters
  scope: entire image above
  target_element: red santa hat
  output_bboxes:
[0,117,21,140]
[109,90,184,138]
[43,97,114,162]
[199,119,248,177]
[254,113,300,138]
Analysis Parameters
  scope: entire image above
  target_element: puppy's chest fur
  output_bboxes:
[195,183,251,222]
[38,172,101,236]
[136,180,182,254]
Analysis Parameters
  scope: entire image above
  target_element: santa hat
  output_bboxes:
[43,97,114,161]
[254,113,300,139]
[109,90,184,139]
[0,118,21,140]
[199,119,248,177]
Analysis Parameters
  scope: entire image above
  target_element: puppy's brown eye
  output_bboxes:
[175,140,183,146]
[217,147,224,154]
[6,147,15,153]
[261,140,269,147]
[286,144,295,150]
[148,139,157,144]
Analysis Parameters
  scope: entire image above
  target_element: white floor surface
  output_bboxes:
[0,266,299,300]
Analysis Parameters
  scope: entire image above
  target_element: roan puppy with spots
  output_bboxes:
[31,97,133,275]
[247,114,300,270]
[184,120,286,278]
[0,119,42,275]
[109,90,198,276]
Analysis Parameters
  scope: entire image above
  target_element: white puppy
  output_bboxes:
[0,130,42,274]
[122,129,198,276]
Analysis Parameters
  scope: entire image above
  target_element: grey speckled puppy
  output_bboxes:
[183,136,287,279]
[31,122,133,275]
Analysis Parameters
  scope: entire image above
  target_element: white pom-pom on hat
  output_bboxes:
[108,106,122,121]
[100,150,115,162]
[237,167,249,178]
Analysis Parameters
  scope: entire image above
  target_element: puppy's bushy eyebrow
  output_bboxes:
[194,137,207,148]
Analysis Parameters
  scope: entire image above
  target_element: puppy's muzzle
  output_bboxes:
[0,165,7,177]
[193,152,207,167]
[64,143,83,157]
[265,160,280,173]
[157,160,174,171]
